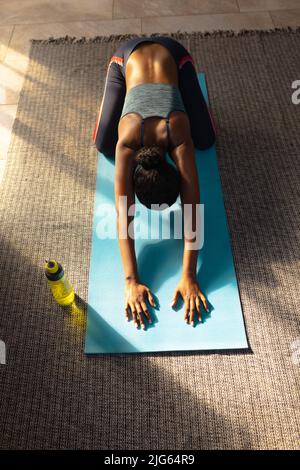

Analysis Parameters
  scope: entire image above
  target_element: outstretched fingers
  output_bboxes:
[171,289,180,308]
[195,296,202,322]
[135,302,145,330]
[189,298,196,327]
[200,293,209,312]
[147,289,156,308]
[183,294,207,326]
[184,299,190,324]
[129,302,138,327]
[125,305,130,322]
[141,300,152,324]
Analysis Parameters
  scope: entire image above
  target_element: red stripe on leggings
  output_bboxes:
[109,55,124,67]
[92,108,102,143]
[178,54,194,69]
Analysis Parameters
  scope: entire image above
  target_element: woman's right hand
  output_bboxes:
[124,279,156,329]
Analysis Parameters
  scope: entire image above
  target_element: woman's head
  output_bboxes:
[133,145,180,210]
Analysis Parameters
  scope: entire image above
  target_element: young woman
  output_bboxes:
[92,35,216,330]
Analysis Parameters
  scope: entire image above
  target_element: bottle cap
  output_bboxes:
[44,259,59,274]
[44,259,64,281]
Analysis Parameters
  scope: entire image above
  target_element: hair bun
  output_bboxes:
[135,146,162,170]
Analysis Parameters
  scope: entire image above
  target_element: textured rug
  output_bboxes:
[0,28,299,450]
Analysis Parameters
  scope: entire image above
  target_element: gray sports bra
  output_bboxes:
[120,83,187,149]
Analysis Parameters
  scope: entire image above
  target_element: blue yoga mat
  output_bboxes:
[85,73,248,354]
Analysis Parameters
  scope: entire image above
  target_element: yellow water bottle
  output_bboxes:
[44,259,75,306]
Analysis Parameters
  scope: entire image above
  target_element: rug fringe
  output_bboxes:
[30,26,300,44]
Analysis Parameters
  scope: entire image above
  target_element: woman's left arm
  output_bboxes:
[170,138,209,326]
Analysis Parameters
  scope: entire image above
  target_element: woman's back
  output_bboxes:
[119,42,190,151]
[125,42,179,91]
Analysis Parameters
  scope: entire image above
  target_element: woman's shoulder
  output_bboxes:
[118,114,142,151]
[168,111,192,149]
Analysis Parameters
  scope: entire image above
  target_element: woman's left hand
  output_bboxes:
[171,275,209,326]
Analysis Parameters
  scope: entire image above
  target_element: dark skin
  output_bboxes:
[100,42,209,329]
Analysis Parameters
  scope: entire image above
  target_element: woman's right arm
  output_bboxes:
[115,141,155,328]
[115,141,138,282]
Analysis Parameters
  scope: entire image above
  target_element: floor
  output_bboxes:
[0,0,300,182]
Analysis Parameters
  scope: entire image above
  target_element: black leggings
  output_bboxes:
[92,36,216,157]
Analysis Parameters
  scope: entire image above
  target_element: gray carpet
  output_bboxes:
[0,29,299,450]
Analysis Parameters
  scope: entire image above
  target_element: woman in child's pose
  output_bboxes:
[93,36,216,329]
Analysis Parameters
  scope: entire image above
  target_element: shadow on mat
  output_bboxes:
[67,295,139,353]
